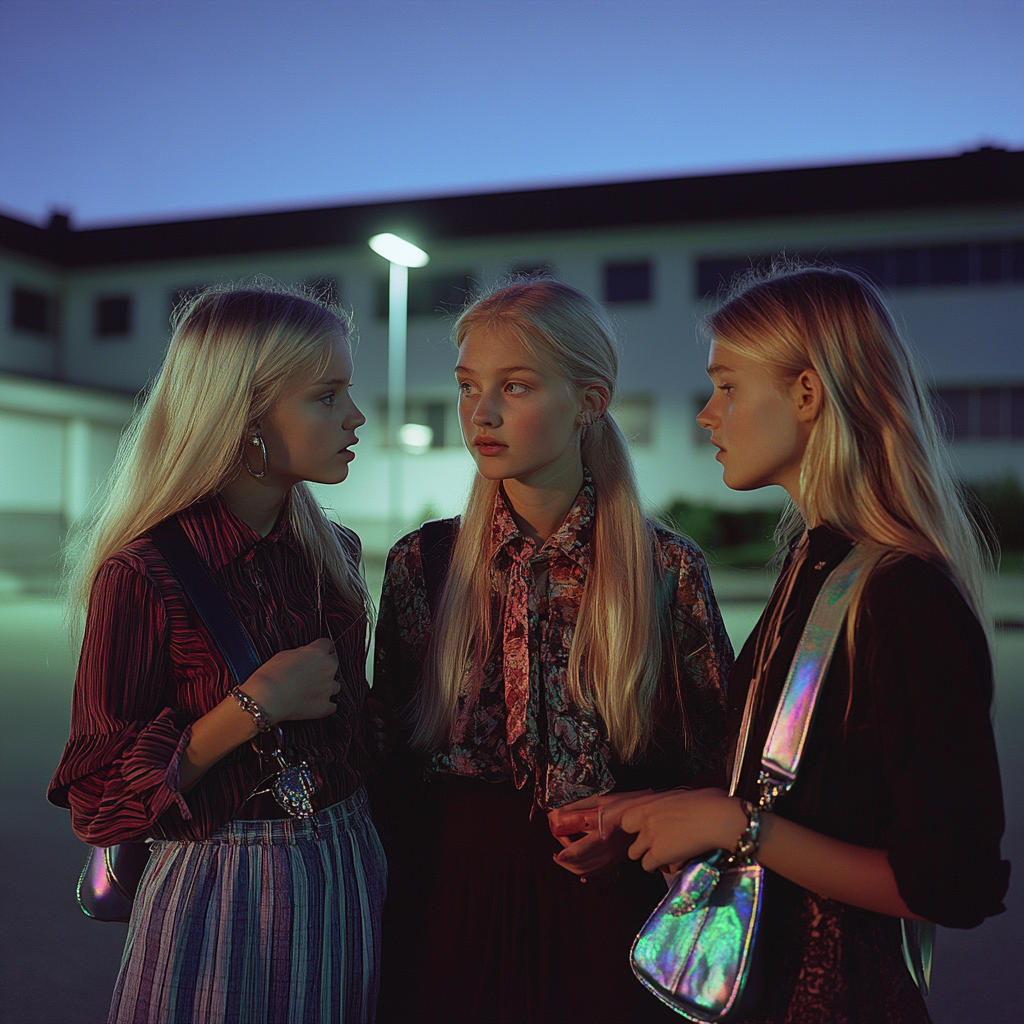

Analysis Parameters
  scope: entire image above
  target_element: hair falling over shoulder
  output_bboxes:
[64,282,370,627]
[704,263,993,624]
[412,278,674,762]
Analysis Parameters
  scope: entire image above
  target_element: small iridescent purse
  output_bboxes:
[631,545,887,1021]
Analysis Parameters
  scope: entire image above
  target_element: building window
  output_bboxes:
[11,286,53,335]
[605,262,652,304]
[94,296,132,338]
[610,394,654,445]
[304,276,340,306]
[934,387,1024,440]
[696,240,1024,297]
[374,272,473,319]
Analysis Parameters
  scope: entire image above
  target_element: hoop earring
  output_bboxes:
[245,433,267,479]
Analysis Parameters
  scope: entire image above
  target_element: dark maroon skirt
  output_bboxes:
[377,775,680,1024]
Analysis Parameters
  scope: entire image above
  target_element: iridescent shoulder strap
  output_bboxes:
[752,541,934,994]
[755,543,887,812]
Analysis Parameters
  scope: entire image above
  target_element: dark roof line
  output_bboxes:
[2,148,1022,269]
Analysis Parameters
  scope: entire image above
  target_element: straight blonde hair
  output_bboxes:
[412,279,675,761]
[704,265,991,638]
[66,284,370,627]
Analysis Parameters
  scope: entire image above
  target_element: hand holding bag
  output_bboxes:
[630,544,887,1021]
[76,516,262,922]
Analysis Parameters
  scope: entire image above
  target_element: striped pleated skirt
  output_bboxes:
[109,788,386,1024]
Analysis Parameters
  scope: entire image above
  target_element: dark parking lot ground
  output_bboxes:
[1,569,1021,1024]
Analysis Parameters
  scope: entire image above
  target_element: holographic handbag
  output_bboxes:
[631,544,887,1021]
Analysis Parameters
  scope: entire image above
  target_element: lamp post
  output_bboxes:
[368,232,430,539]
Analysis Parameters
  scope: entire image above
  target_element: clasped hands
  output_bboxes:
[548,787,747,877]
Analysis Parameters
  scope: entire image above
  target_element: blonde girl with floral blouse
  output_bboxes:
[371,278,733,1024]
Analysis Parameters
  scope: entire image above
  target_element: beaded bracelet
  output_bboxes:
[733,800,762,863]
[230,686,274,733]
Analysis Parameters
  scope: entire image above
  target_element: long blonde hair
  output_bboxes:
[412,279,672,761]
[705,265,991,630]
[66,284,370,624]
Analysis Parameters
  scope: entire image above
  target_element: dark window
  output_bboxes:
[929,245,970,285]
[12,286,52,334]
[94,296,132,337]
[888,249,922,287]
[425,402,447,448]
[936,390,970,439]
[1011,388,1024,438]
[375,272,473,319]
[1012,241,1024,281]
[604,262,652,303]
[696,240,1024,297]
[833,250,886,284]
[977,243,1004,282]
[935,387,1024,441]
[305,276,340,306]
[978,389,1003,437]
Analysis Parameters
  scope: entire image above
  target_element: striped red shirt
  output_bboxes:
[48,495,373,845]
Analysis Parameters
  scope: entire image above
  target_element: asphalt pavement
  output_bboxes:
[1,571,1021,1024]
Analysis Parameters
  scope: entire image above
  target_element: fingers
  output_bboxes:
[548,809,598,836]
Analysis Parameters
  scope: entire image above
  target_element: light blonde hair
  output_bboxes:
[704,265,991,639]
[66,284,370,627]
[412,279,675,761]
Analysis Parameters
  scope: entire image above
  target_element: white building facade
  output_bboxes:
[2,147,1022,570]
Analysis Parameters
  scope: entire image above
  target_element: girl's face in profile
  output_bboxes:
[258,337,365,488]
[696,339,811,499]
[455,329,585,489]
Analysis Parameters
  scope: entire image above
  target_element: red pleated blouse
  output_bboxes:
[48,494,373,845]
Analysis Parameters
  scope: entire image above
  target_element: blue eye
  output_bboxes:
[320,392,336,407]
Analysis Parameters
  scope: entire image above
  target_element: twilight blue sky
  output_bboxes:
[1,0,1021,227]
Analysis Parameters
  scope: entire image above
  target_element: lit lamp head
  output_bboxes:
[397,422,434,455]
[368,233,430,268]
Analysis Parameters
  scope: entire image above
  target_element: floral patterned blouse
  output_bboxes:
[373,478,733,809]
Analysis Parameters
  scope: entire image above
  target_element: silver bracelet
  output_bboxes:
[230,686,274,732]
[733,800,761,863]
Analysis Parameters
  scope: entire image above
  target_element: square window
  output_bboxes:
[95,296,132,337]
[1010,388,1024,438]
[978,389,1003,438]
[935,390,970,439]
[928,245,970,285]
[1011,241,1024,281]
[886,249,923,287]
[976,243,1004,283]
[834,250,886,284]
[604,262,652,303]
[425,402,448,448]
[12,286,51,334]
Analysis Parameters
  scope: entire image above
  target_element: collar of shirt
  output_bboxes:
[175,493,298,573]
[490,472,595,571]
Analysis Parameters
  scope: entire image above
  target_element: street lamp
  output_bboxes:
[368,232,430,537]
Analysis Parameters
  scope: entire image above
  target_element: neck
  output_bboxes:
[219,470,290,537]
[501,463,585,548]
